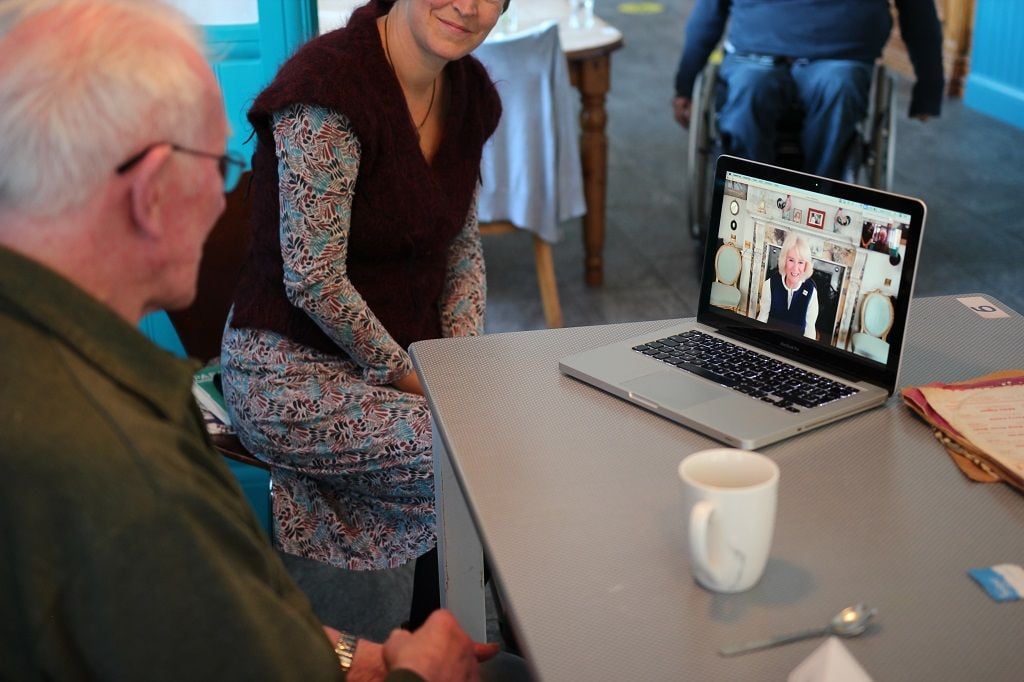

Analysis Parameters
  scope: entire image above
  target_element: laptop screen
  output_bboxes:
[697,156,925,392]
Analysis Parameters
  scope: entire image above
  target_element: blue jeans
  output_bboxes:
[716,53,872,179]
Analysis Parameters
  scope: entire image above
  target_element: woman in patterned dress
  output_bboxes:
[221,0,506,627]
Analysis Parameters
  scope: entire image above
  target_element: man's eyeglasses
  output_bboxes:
[116,143,246,193]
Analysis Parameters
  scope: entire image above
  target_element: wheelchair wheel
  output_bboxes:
[863,63,896,191]
[686,62,719,240]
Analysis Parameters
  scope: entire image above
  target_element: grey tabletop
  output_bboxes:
[410,294,1024,681]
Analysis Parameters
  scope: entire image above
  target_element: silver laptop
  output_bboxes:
[559,155,926,449]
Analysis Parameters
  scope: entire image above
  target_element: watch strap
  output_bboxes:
[333,631,357,672]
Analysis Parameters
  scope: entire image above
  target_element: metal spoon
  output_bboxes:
[719,604,877,657]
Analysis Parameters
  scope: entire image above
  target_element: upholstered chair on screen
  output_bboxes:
[709,243,742,311]
[166,172,273,535]
[849,290,894,363]
[475,21,586,328]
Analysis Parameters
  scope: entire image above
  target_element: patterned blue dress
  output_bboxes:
[221,104,486,570]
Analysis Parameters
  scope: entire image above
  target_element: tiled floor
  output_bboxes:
[485,2,1024,333]
[287,0,1024,650]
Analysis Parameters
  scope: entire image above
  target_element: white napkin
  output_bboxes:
[787,637,873,682]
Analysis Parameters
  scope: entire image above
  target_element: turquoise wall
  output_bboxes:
[964,0,1024,130]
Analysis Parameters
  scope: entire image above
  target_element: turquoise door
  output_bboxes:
[195,0,320,163]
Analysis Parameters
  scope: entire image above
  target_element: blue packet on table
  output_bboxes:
[968,565,1024,602]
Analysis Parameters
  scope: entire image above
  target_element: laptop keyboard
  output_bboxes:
[632,330,859,413]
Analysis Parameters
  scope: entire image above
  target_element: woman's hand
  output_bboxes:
[392,370,424,396]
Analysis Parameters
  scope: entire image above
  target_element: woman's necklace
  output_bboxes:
[383,12,437,138]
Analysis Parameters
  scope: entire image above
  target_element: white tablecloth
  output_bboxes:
[474,21,585,243]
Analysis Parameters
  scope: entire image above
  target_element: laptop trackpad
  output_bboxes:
[622,371,727,411]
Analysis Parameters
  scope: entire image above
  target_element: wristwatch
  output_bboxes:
[333,631,357,672]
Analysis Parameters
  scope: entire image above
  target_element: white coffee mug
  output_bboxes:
[677,448,779,593]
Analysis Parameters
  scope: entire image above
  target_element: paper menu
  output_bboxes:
[919,383,1024,476]
[901,370,1024,491]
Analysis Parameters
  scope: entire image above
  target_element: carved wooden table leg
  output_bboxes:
[568,53,613,287]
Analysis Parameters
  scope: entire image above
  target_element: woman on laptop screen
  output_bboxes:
[756,233,819,339]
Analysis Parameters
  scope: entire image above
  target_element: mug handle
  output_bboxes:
[689,500,716,579]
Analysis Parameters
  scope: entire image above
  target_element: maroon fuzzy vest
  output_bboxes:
[230,0,501,354]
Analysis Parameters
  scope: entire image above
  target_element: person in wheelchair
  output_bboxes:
[672,0,944,180]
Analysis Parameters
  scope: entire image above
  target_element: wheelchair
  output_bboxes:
[686,57,896,239]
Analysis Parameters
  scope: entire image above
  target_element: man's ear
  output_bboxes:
[126,145,173,238]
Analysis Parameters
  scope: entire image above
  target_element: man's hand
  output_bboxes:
[348,641,389,682]
[383,610,500,681]
[673,96,693,128]
[391,369,424,396]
